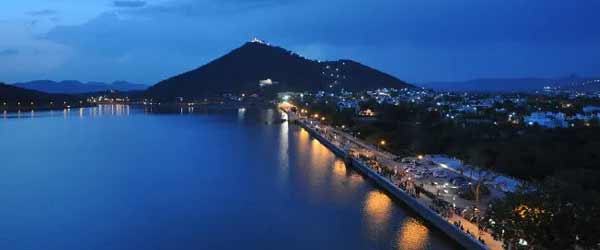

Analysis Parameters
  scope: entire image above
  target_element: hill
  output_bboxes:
[1,83,54,102]
[0,83,85,109]
[557,77,600,92]
[423,78,550,93]
[145,40,413,101]
[14,80,147,94]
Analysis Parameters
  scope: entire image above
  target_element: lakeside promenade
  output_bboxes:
[291,114,503,250]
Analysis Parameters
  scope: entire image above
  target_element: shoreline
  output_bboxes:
[295,119,489,250]
[1,104,96,114]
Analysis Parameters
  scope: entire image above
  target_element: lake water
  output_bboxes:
[0,105,458,250]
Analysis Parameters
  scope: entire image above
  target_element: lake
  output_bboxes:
[0,105,458,250]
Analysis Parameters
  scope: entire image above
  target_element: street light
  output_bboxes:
[378,140,386,151]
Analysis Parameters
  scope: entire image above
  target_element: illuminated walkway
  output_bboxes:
[287,108,503,250]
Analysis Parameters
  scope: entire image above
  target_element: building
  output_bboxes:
[524,112,568,128]
[259,79,279,87]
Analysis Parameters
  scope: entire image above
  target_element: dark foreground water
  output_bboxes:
[0,105,458,250]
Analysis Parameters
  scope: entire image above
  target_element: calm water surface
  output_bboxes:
[0,105,458,250]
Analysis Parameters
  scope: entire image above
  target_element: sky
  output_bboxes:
[1,0,599,85]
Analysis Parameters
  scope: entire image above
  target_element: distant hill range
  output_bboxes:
[424,75,600,93]
[13,80,147,94]
[146,39,413,100]
[0,83,83,106]
[558,77,600,92]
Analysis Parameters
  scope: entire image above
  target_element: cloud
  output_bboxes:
[117,0,600,46]
[31,0,600,83]
[0,49,19,56]
[113,1,147,8]
[27,9,58,16]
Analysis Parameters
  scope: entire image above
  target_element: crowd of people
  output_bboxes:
[354,151,493,246]
[308,120,494,248]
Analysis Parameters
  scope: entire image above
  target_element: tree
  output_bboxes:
[486,179,600,250]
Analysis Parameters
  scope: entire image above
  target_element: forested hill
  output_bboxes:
[145,40,413,100]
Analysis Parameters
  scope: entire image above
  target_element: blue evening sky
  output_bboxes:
[1,0,599,85]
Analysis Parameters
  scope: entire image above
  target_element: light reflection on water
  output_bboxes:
[330,159,363,202]
[306,137,334,198]
[0,106,457,250]
[237,108,246,121]
[288,117,446,250]
[364,190,393,234]
[397,218,431,250]
[277,113,290,187]
[0,104,132,120]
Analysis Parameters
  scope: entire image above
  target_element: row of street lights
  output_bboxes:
[294,103,429,161]
[1,101,83,106]
[299,106,391,150]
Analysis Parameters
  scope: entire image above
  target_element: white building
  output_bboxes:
[259,79,279,87]
[524,112,568,128]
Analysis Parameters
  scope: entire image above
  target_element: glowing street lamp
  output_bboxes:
[377,140,386,151]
